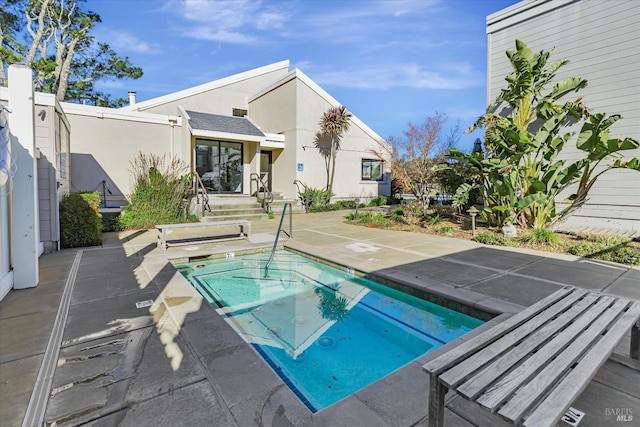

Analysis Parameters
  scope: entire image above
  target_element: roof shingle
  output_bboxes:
[186,110,265,137]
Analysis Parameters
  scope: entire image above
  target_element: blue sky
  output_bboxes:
[89,0,518,151]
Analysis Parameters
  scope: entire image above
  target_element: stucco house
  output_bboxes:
[487,0,640,232]
[0,62,390,301]
[65,60,390,209]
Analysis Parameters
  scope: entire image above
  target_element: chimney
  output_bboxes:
[128,91,137,106]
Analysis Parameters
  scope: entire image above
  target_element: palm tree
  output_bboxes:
[319,105,352,193]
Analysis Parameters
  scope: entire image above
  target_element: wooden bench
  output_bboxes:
[423,286,640,427]
[156,220,251,250]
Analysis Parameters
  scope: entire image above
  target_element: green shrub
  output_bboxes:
[268,211,275,219]
[334,200,357,210]
[298,186,334,212]
[596,247,640,266]
[578,233,629,246]
[119,153,195,229]
[428,214,442,226]
[369,195,389,206]
[101,214,122,232]
[474,231,508,246]
[566,234,637,265]
[345,212,387,225]
[438,225,453,233]
[308,203,336,213]
[60,192,102,248]
[566,241,599,257]
[519,228,560,245]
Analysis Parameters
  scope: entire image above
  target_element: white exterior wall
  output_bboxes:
[8,65,39,289]
[250,77,299,199]
[0,98,12,300]
[487,0,640,231]
[64,104,182,202]
[250,71,391,201]
[127,63,290,117]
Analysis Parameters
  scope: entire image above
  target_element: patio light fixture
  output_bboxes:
[467,206,479,236]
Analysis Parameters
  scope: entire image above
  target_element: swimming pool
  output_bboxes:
[176,251,483,412]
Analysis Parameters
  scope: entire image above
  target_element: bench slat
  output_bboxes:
[523,302,640,427]
[476,295,615,411]
[423,287,574,375]
[456,292,599,399]
[156,220,251,249]
[156,220,250,229]
[440,289,588,388]
[497,298,629,422]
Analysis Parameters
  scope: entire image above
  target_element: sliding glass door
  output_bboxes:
[195,139,243,193]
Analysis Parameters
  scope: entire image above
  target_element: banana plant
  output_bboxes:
[457,40,638,230]
[468,39,588,155]
[552,114,640,227]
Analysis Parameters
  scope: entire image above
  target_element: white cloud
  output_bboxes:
[256,11,287,30]
[312,63,481,90]
[184,27,256,44]
[167,0,289,43]
[295,0,442,44]
[106,31,160,54]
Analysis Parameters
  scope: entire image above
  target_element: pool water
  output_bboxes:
[176,251,483,412]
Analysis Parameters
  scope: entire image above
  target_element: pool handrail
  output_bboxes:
[264,202,292,277]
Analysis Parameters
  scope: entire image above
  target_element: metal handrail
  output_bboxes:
[292,179,308,212]
[250,172,273,213]
[264,202,292,278]
[193,173,211,216]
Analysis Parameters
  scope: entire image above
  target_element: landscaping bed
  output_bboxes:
[344,206,640,266]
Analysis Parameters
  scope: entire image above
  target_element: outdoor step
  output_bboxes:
[208,195,259,206]
[271,202,305,214]
[206,208,266,217]
[200,213,268,222]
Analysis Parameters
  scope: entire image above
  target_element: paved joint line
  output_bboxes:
[453,257,548,289]
[22,250,83,427]
[301,229,445,259]
[303,228,598,291]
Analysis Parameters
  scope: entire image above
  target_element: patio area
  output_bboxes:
[1,210,638,426]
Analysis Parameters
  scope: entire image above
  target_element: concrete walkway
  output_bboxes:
[1,210,638,426]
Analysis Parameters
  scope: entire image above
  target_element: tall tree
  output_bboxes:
[2,0,142,106]
[317,105,352,193]
[375,112,455,212]
[0,0,25,83]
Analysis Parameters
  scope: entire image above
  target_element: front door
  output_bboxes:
[260,151,272,191]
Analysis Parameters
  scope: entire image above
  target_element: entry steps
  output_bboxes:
[193,194,304,222]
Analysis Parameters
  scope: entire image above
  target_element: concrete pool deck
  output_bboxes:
[1,210,638,426]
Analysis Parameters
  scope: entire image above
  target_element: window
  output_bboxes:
[361,159,383,181]
[195,139,244,193]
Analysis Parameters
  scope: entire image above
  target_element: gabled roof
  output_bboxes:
[187,110,264,137]
[249,68,388,146]
[121,60,290,112]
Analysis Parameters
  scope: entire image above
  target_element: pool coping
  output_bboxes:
[145,243,527,424]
